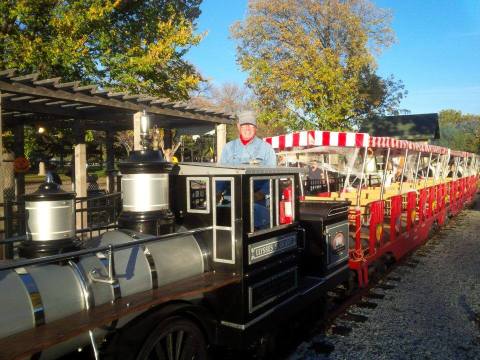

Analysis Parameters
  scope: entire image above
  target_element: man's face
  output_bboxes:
[238,123,257,140]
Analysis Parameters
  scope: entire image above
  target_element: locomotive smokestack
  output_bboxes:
[118,111,176,235]
[19,174,78,258]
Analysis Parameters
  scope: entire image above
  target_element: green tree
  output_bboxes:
[437,109,480,153]
[231,0,404,131]
[0,0,203,99]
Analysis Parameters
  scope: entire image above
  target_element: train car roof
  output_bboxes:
[178,162,305,176]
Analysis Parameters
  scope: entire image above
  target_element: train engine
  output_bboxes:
[0,147,350,359]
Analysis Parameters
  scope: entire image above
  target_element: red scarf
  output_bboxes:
[240,134,254,145]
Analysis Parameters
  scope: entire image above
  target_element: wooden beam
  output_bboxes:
[0,69,17,79]
[28,98,49,103]
[10,96,34,102]
[73,85,97,93]
[33,77,61,87]
[11,73,39,82]
[54,81,79,89]
[45,101,67,106]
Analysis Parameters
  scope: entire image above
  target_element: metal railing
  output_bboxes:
[1,192,122,259]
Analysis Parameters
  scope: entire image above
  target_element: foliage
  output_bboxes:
[0,0,203,99]
[189,82,260,140]
[231,0,405,131]
[437,110,480,153]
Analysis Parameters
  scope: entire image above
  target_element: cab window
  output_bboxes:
[187,177,210,213]
[250,176,295,233]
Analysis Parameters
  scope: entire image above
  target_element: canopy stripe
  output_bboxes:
[264,131,476,157]
[264,130,369,149]
[369,136,449,155]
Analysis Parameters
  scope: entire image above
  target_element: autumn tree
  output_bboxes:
[437,110,480,153]
[231,0,404,131]
[0,0,203,99]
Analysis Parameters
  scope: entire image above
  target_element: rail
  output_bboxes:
[0,226,213,272]
[0,192,122,259]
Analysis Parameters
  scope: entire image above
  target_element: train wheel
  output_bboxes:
[136,316,208,360]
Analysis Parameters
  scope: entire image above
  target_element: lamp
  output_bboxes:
[140,110,151,150]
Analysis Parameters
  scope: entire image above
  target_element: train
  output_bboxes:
[0,124,477,360]
[264,130,479,286]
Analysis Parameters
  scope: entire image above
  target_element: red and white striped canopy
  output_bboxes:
[450,149,470,158]
[369,136,449,155]
[264,130,369,150]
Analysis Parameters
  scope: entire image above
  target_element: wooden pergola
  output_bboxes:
[0,68,234,202]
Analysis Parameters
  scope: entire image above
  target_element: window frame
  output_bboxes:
[212,177,236,264]
[249,175,296,234]
[186,176,210,214]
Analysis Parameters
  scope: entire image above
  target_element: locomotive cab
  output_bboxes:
[172,163,350,349]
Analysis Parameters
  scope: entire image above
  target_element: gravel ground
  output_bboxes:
[288,199,480,360]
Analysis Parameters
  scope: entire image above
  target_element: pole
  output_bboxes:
[413,152,422,190]
[355,147,368,208]
[399,149,408,195]
[380,148,390,201]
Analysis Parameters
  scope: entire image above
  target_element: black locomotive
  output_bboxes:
[0,147,350,360]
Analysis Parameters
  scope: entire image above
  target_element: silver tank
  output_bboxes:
[121,173,169,212]
[25,199,75,241]
[0,229,205,359]
[23,177,76,243]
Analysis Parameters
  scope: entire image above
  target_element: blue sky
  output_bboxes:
[186,0,480,115]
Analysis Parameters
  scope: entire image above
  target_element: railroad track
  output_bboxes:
[277,212,470,359]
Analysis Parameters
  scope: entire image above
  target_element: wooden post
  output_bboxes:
[216,124,226,162]
[164,129,172,150]
[14,123,25,198]
[133,111,142,151]
[105,129,115,193]
[73,120,87,230]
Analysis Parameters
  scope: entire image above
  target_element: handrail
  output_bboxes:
[0,226,213,272]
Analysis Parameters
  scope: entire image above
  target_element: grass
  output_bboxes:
[25,169,107,183]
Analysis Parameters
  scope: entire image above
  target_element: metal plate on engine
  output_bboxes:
[248,232,297,265]
[325,221,349,269]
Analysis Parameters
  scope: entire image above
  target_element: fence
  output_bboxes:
[0,192,122,260]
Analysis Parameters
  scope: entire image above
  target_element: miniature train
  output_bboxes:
[0,127,477,360]
[265,130,479,287]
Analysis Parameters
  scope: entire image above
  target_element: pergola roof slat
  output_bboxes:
[150,98,170,105]
[61,103,82,108]
[54,81,80,90]
[29,98,50,104]
[10,96,34,102]
[122,94,142,100]
[0,69,17,79]
[33,77,62,87]
[137,96,156,103]
[91,88,109,95]
[107,91,127,98]
[11,73,40,82]
[74,85,98,93]
[45,100,67,106]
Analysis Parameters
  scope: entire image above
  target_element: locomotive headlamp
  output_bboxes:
[140,110,151,150]
[140,110,150,136]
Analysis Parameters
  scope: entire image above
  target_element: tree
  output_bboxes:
[437,110,480,153]
[231,0,403,131]
[0,0,203,99]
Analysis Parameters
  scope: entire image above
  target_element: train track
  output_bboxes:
[276,212,471,359]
